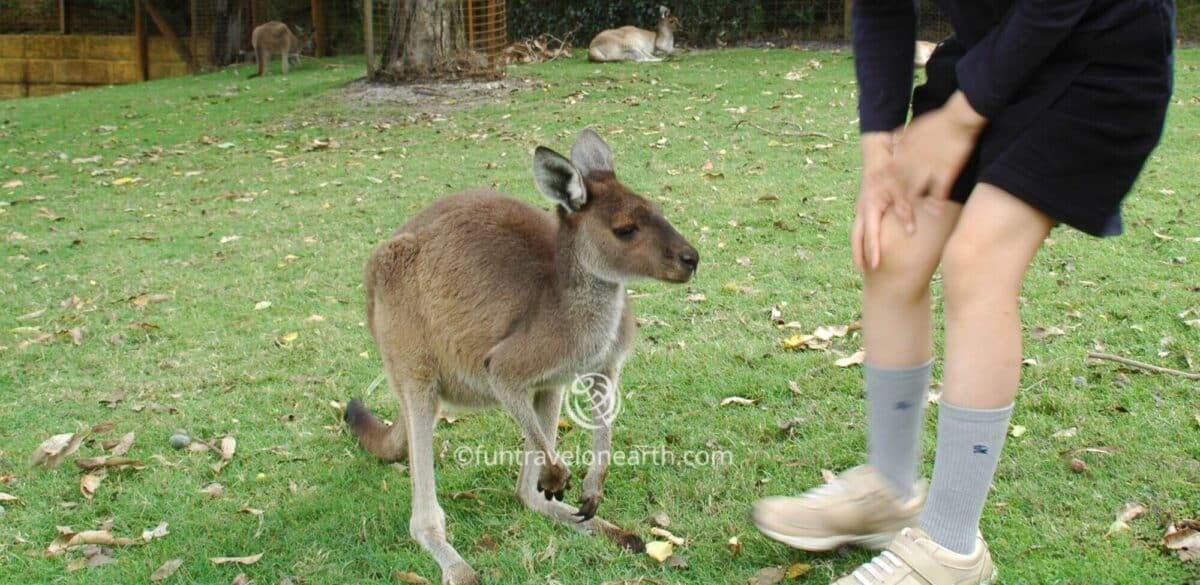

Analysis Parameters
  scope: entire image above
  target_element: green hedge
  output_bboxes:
[506,0,1200,47]
[505,0,848,47]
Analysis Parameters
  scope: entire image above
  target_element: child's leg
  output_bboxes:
[918,182,1054,554]
[751,199,962,551]
[861,200,961,495]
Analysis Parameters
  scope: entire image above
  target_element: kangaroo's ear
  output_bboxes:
[533,146,586,212]
[660,5,670,18]
[570,129,614,177]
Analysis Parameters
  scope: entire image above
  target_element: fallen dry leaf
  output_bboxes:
[80,472,103,500]
[645,541,673,562]
[150,559,183,582]
[1052,427,1078,439]
[1107,502,1147,536]
[209,553,263,566]
[835,350,866,368]
[69,327,84,345]
[1163,520,1200,562]
[100,390,125,408]
[1010,425,1027,438]
[780,334,815,350]
[813,325,849,341]
[0,492,18,503]
[142,522,169,542]
[1030,326,1066,340]
[727,535,741,558]
[110,432,135,457]
[648,512,671,528]
[30,432,88,468]
[212,436,236,474]
[393,571,431,584]
[720,396,757,407]
[748,566,786,585]
[37,207,64,221]
[198,482,224,499]
[74,456,145,471]
[45,527,140,556]
[66,550,117,572]
[232,574,250,585]
[649,527,686,546]
[786,563,812,578]
[239,507,265,539]
[1116,502,1147,523]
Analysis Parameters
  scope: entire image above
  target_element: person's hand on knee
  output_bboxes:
[892,91,988,216]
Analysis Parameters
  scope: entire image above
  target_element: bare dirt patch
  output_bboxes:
[341,77,536,115]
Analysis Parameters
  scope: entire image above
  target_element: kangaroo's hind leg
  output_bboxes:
[399,368,478,585]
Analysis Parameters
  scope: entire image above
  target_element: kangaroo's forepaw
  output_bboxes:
[538,479,568,501]
[536,460,571,499]
[575,492,602,521]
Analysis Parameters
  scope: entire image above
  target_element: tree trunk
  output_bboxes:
[379,0,469,80]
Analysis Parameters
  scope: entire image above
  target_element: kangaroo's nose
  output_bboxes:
[679,247,699,272]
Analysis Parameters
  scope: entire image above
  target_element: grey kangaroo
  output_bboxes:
[346,129,699,585]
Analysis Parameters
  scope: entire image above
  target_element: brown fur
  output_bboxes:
[589,5,682,62]
[248,21,312,78]
[347,129,695,585]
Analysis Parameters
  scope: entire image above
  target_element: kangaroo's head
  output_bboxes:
[294,26,315,52]
[658,6,682,33]
[533,129,698,284]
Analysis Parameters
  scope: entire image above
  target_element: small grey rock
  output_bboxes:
[1071,376,1087,386]
[169,433,191,450]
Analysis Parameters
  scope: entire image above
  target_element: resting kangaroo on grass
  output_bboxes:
[346,129,699,585]
[588,5,681,62]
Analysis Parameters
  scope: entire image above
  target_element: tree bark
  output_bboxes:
[380,0,470,79]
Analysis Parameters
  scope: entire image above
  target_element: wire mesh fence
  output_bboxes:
[365,0,507,82]
[505,1,951,48]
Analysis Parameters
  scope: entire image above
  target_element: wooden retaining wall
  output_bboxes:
[0,34,209,99]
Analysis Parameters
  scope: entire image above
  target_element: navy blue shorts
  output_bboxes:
[911,3,1175,236]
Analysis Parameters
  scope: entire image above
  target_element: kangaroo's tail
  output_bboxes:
[345,396,408,462]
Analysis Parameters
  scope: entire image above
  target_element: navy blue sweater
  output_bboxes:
[852,0,1164,133]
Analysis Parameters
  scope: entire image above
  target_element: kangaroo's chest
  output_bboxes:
[566,293,628,373]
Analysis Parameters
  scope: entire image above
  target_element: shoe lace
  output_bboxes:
[850,550,905,585]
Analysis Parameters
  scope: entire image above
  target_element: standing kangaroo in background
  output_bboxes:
[346,129,698,585]
[588,5,681,62]
[248,21,312,78]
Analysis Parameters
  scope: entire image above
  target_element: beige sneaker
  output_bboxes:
[752,465,926,551]
[833,527,997,585]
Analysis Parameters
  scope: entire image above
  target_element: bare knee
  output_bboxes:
[863,215,942,304]
[940,230,1016,314]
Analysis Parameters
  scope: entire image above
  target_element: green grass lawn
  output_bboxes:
[1,50,1198,585]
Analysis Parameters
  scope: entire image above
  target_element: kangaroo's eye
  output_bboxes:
[612,225,639,240]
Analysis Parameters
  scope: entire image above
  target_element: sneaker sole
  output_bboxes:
[982,566,999,585]
[755,524,896,551]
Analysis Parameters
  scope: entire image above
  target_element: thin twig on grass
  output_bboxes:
[732,119,834,140]
[1086,352,1200,381]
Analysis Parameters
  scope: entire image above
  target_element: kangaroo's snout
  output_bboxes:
[678,246,699,275]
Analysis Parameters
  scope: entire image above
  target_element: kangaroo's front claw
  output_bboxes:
[574,496,600,522]
[537,482,567,502]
